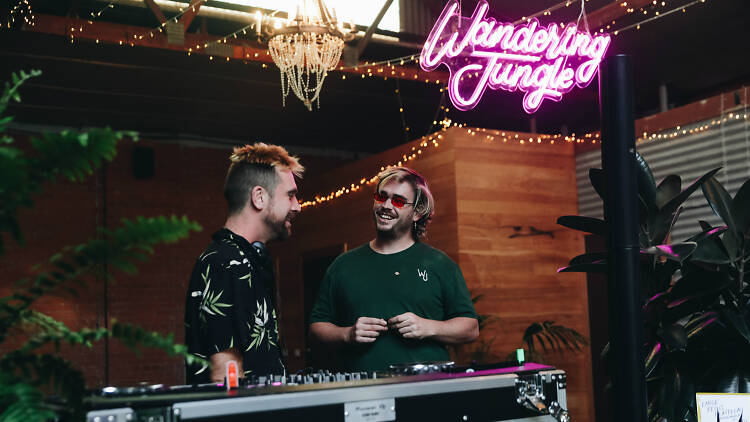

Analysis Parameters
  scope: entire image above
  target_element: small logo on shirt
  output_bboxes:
[417,268,428,282]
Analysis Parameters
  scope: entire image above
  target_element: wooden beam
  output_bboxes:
[179,0,204,31]
[143,0,167,25]
[356,0,394,57]
[199,17,207,35]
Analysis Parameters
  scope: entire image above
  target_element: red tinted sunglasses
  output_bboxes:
[374,192,415,208]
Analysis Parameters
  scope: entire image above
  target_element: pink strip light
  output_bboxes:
[420,0,611,114]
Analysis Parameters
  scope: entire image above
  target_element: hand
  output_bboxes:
[388,312,436,340]
[347,317,387,343]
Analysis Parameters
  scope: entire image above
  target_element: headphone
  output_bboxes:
[250,241,268,261]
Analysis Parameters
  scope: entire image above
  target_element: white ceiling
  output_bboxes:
[214,0,401,32]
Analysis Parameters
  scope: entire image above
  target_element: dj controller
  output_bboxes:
[86,361,569,422]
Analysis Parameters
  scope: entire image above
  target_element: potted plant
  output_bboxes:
[557,153,750,421]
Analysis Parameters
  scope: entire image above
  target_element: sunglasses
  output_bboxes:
[374,192,415,208]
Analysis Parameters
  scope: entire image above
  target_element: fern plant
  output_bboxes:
[0,70,206,421]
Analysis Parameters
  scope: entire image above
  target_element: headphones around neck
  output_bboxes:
[251,241,268,261]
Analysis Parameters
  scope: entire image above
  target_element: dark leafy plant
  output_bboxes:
[558,153,750,422]
[0,70,206,421]
[452,295,589,365]
[519,321,590,363]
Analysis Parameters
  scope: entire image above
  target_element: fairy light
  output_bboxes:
[636,111,749,144]
[607,0,707,36]
[4,0,35,29]
[90,3,114,19]
[39,0,711,93]
[300,126,606,208]
[66,2,117,46]
[118,0,207,48]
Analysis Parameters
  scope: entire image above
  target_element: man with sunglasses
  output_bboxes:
[309,166,478,371]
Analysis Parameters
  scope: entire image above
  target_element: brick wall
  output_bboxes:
[0,136,348,387]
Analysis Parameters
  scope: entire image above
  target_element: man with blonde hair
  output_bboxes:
[310,166,478,371]
[185,143,304,383]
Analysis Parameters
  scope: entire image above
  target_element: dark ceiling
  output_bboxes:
[0,0,748,155]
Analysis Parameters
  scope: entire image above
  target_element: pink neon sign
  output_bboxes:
[420,0,611,114]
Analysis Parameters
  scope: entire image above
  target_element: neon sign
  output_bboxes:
[420,0,611,114]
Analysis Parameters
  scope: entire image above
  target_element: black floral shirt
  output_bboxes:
[184,228,284,384]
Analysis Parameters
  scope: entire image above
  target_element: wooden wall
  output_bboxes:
[451,128,594,422]
[273,126,593,421]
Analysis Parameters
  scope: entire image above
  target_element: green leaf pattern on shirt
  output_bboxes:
[246,299,277,351]
[193,352,208,376]
[198,264,233,323]
[238,271,252,288]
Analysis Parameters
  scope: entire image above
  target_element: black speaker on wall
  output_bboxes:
[133,146,155,179]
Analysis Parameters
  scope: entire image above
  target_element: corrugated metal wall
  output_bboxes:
[399,0,435,36]
[576,113,750,242]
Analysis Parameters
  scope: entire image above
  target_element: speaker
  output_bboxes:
[133,146,155,180]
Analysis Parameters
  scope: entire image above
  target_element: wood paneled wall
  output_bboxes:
[451,128,593,422]
[273,126,592,421]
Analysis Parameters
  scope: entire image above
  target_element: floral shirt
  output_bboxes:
[184,228,284,384]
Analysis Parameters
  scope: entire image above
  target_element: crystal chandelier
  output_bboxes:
[266,0,355,111]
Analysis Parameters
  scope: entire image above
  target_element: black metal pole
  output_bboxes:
[599,54,647,422]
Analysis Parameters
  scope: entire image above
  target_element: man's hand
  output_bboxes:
[210,349,243,383]
[388,312,436,340]
[347,317,388,343]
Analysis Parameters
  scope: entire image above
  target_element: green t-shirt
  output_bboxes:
[310,242,478,371]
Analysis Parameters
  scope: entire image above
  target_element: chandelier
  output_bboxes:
[266,0,355,111]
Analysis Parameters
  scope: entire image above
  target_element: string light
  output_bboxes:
[194,21,254,58]
[90,3,114,19]
[605,0,707,36]
[508,0,589,25]
[4,0,35,29]
[35,0,711,92]
[123,0,207,47]
[302,110,750,210]
[66,2,117,45]
[300,127,604,208]
[637,110,749,143]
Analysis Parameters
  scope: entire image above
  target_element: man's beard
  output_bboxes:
[373,210,412,240]
[265,212,291,241]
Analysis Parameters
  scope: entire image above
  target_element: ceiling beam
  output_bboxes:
[143,0,167,25]
[179,0,205,31]
[356,0,394,57]
[29,14,448,84]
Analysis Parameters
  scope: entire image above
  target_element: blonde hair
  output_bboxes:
[376,166,435,239]
[229,143,304,177]
[224,143,304,215]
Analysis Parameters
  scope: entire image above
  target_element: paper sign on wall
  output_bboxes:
[696,393,750,422]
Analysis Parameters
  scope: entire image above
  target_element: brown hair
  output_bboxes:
[224,143,304,215]
[376,166,435,239]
